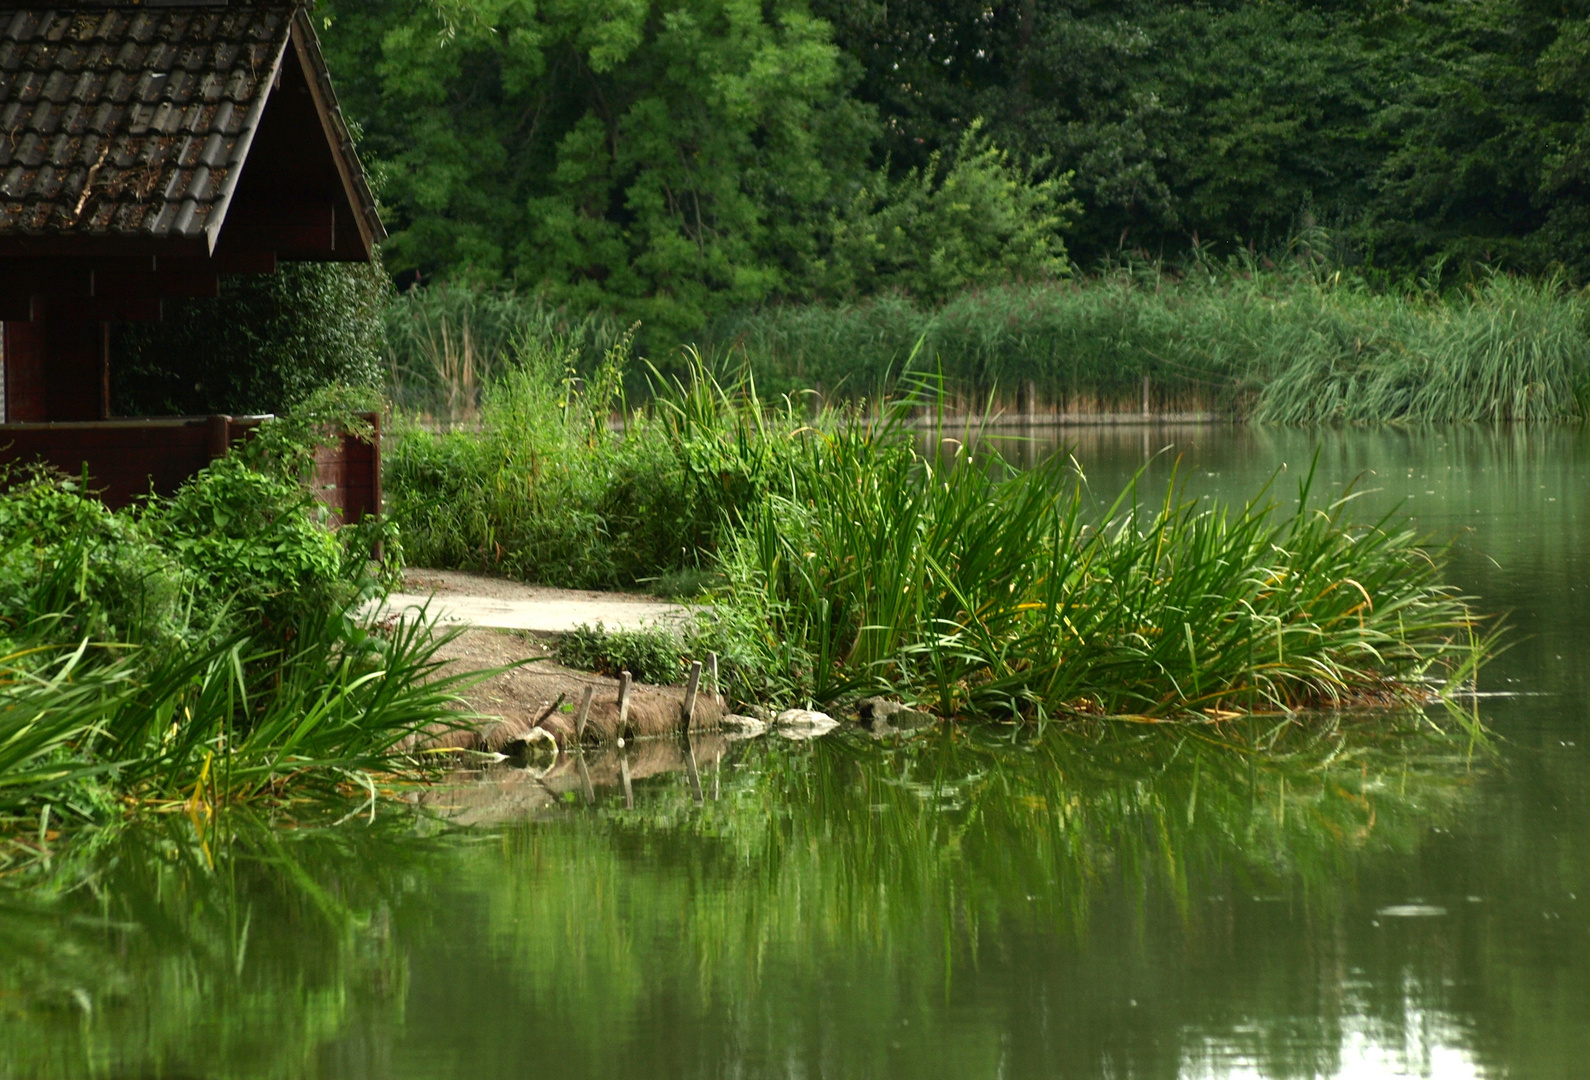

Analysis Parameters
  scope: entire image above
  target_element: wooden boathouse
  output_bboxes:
[0,0,384,517]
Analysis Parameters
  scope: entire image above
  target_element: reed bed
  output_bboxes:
[385,270,1590,423]
[712,272,1590,421]
[708,394,1486,719]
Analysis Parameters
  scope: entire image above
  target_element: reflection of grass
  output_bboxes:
[463,720,1487,1067]
[0,811,446,1079]
[0,720,1497,1078]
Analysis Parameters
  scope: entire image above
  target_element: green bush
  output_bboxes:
[0,466,185,648]
[110,262,389,417]
[813,124,1077,304]
[386,338,794,587]
[554,622,685,686]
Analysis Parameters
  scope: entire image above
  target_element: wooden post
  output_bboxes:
[708,652,720,706]
[1142,374,1151,418]
[206,414,232,460]
[535,691,566,725]
[574,685,594,743]
[681,660,702,732]
[620,751,634,809]
[616,671,633,741]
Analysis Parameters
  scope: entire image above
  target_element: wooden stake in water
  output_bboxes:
[681,660,702,732]
[1142,374,1151,418]
[620,751,634,809]
[574,685,594,743]
[617,671,633,741]
[708,652,720,706]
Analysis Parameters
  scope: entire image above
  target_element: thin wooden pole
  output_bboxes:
[574,685,594,743]
[619,751,634,809]
[576,748,595,805]
[708,652,720,706]
[680,660,702,732]
[617,671,633,742]
[535,692,566,725]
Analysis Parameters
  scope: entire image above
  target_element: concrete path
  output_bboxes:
[372,568,693,634]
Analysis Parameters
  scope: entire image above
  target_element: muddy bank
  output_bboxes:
[412,628,727,753]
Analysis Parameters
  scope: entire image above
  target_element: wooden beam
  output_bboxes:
[48,297,162,323]
[0,236,206,260]
[0,269,93,298]
[0,296,39,322]
[94,270,220,301]
[292,15,380,258]
[158,250,278,275]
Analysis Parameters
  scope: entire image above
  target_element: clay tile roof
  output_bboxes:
[0,1,382,249]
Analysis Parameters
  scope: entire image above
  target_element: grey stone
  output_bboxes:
[719,714,768,740]
[773,709,838,740]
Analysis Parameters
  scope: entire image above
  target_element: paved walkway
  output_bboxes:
[373,568,693,634]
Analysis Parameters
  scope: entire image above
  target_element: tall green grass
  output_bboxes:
[709,271,1590,421]
[385,270,1590,423]
[387,346,1489,719]
[384,284,626,425]
[385,337,800,587]
[706,391,1485,718]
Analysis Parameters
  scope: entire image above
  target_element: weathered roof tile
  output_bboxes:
[0,2,291,239]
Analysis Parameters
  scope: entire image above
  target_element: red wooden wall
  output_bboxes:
[0,413,381,521]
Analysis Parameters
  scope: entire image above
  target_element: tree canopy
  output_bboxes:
[320,0,1590,328]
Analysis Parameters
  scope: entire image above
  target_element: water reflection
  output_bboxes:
[0,712,1512,1080]
[4,422,1588,1079]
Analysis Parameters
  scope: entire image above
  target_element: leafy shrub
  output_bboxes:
[0,466,185,648]
[110,262,389,417]
[814,124,1077,304]
[386,338,787,587]
[554,622,685,686]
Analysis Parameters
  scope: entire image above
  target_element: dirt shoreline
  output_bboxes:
[422,627,728,752]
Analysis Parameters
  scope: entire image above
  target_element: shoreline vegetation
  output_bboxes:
[386,336,1493,727]
[0,398,488,841]
[385,267,1590,428]
[7,267,1532,837]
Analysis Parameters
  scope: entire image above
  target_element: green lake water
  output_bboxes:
[4,425,1588,1079]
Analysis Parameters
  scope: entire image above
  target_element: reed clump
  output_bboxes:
[705,392,1485,719]
[708,270,1590,421]
[387,268,1590,423]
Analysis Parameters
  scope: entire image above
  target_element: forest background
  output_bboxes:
[317,0,1590,335]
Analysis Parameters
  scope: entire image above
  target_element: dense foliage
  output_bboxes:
[324,0,1590,321]
[0,401,463,829]
[110,262,388,417]
[321,0,1073,340]
[385,348,1487,717]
